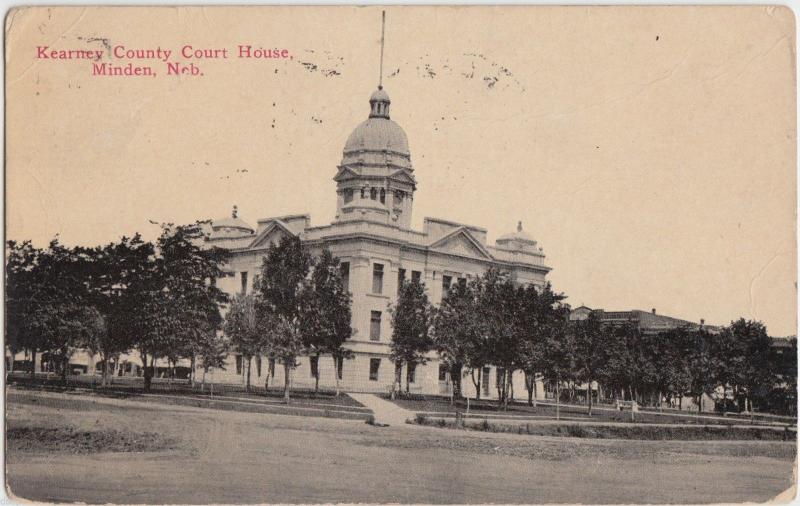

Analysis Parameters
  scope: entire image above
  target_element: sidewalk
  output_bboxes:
[347,393,415,426]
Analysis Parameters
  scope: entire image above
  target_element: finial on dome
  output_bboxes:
[379,10,385,90]
[517,221,523,232]
[232,205,238,219]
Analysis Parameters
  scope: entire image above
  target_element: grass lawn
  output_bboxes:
[6,389,796,504]
[8,374,367,411]
[384,394,790,426]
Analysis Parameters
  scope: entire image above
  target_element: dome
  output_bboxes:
[343,117,410,155]
[496,222,541,253]
[209,206,254,238]
[342,87,410,156]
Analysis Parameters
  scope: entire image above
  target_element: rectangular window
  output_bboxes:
[397,268,406,295]
[407,362,417,384]
[370,311,382,341]
[269,358,275,378]
[240,271,248,295]
[343,189,354,204]
[253,274,261,292]
[438,363,448,381]
[310,356,319,378]
[340,262,350,292]
[372,263,384,294]
[369,358,381,381]
[235,354,243,375]
[411,270,421,283]
[256,356,262,377]
[482,367,490,395]
[458,277,467,288]
[496,367,506,389]
[442,275,452,293]
[336,356,344,380]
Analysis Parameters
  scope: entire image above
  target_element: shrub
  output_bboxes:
[414,413,427,425]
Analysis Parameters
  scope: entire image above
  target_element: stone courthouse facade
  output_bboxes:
[204,87,551,397]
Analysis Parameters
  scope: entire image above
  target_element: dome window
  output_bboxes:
[379,188,386,204]
[370,188,377,200]
[343,189,353,204]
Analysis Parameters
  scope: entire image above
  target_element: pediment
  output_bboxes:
[249,221,295,249]
[388,169,417,185]
[429,228,493,260]
[333,166,361,182]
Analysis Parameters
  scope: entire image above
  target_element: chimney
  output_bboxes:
[651,308,656,314]
[700,319,705,325]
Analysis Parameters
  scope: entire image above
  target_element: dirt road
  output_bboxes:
[6,390,796,504]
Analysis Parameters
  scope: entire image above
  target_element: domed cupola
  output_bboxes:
[209,205,254,239]
[334,87,417,229]
[496,221,544,254]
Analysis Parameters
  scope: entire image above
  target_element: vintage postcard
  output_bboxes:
[4,5,797,504]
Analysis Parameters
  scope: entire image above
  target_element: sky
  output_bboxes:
[5,5,797,335]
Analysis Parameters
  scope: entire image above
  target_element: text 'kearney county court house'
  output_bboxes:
[204,87,551,398]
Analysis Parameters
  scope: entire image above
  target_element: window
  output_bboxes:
[336,356,344,380]
[442,275,452,293]
[268,358,275,378]
[256,356,262,377]
[395,191,404,203]
[458,277,467,288]
[397,268,406,295]
[370,311,382,340]
[340,262,350,292]
[379,188,386,204]
[235,355,243,375]
[411,270,421,283]
[372,263,384,294]
[253,274,261,292]
[482,367,490,395]
[370,188,377,200]
[369,358,381,381]
[343,189,353,204]
[438,363,448,381]
[407,362,417,384]
[240,272,248,295]
[310,356,319,378]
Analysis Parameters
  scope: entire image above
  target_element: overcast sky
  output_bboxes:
[6,6,796,335]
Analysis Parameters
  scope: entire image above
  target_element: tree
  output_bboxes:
[432,278,482,400]
[539,312,574,420]
[570,313,616,416]
[303,249,353,395]
[476,268,521,409]
[721,319,775,413]
[224,294,261,392]
[389,277,433,397]
[517,283,567,407]
[6,240,45,376]
[255,235,313,402]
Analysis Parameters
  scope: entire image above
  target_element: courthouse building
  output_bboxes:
[202,87,551,397]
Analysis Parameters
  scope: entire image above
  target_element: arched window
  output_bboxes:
[370,188,377,200]
[360,187,366,199]
[379,188,386,204]
[343,189,353,204]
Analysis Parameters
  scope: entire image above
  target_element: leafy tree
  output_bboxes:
[722,319,775,413]
[432,278,482,400]
[224,294,261,392]
[303,249,353,395]
[255,235,313,402]
[5,240,45,376]
[389,277,433,397]
[517,283,567,407]
[476,268,521,409]
[570,313,618,416]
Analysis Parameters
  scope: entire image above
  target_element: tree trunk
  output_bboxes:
[246,356,252,393]
[471,368,481,401]
[587,378,593,416]
[333,356,340,397]
[526,371,534,407]
[314,354,320,395]
[391,360,402,400]
[451,363,463,399]
[283,361,291,403]
[142,352,153,392]
[30,349,36,379]
[190,355,196,388]
[556,378,561,421]
[202,367,207,392]
[101,352,108,387]
[532,377,538,408]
